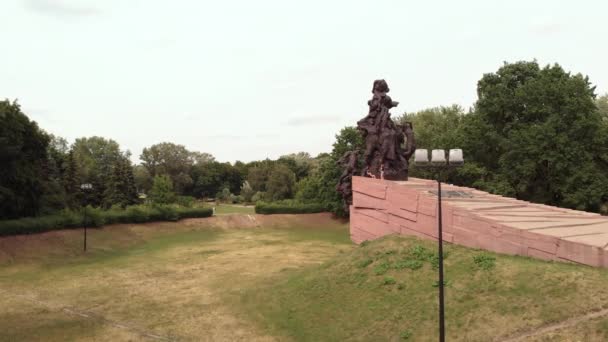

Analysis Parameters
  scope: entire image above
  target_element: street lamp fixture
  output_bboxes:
[80,183,93,252]
[414,149,464,342]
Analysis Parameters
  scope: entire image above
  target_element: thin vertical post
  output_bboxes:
[438,176,445,342]
[83,207,87,252]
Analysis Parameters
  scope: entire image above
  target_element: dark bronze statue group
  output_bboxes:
[336,80,416,212]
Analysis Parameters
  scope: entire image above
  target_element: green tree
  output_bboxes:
[247,165,271,192]
[216,187,232,202]
[63,149,81,208]
[464,61,608,211]
[72,136,125,206]
[140,142,202,194]
[133,164,153,194]
[0,100,50,218]
[295,126,364,216]
[240,181,255,202]
[397,105,465,150]
[103,157,139,208]
[190,161,241,198]
[266,164,296,201]
[149,175,176,205]
[598,94,608,121]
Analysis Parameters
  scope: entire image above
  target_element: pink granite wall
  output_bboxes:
[350,176,608,268]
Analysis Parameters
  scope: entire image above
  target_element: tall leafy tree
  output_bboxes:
[598,94,608,121]
[295,126,364,216]
[266,164,296,201]
[39,134,70,213]
[103,157,139,208]
[464,61,608,211]
[0,100,50,218]
[72,136,124,206]
[140,142,205,194]
[149,175,176,204]
[63,149,81,208]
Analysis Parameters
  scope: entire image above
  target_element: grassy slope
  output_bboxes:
[0,215,350,341]
[234,235,608,341]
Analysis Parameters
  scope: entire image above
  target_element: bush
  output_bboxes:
[125,205,151,223]
[176,196,195,208]
[251,191,265,203]
[0,205,214,237]
[175,206,214,219]
[254,200,327,215]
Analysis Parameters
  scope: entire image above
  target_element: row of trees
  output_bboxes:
[395,62,608,213]
[290,61,608,216]
[0,103,141,219]
[0,101,322,219]
[2,60,607,220]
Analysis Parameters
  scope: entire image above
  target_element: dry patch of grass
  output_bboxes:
[0,214,350,341]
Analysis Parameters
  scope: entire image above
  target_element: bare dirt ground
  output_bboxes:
[0,214,350,341]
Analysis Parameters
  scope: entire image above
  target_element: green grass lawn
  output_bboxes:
[232,235,608,342]
[212,204,256,215]
[1,215,608,341]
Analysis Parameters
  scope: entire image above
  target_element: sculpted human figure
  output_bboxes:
[357,79,401,178]
[336,150,359,212]
[337,80,415,215]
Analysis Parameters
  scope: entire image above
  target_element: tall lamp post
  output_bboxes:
[80,183,93,252]
[414,149,464,342]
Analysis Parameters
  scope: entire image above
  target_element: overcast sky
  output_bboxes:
[1,0,606,163]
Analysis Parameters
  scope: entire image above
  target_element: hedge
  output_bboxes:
[255,201,327,215]
[0,205,213,237]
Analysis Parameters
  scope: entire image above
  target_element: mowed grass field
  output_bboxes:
[1,212,608,341]
[0,213,350,341]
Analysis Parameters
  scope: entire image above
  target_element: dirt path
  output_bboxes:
[499,307,608,341]
[0,289,174,341]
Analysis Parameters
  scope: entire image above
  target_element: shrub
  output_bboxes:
[382,276,396,285]
[0,205,213,237]
[473,253,496,270]
[176,196,195,208]
[254,200,326,215]
[83,206,106,227]
[356,258,374,268]
[155,205,180,221]
[125,205,151,223]
[175,206,213,219]
[373,261,391,275]
[251,191,265,203]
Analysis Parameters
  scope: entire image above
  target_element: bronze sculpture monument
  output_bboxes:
[336,79,416,212]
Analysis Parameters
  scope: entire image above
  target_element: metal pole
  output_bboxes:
[438,175,445,342]
[83,206,87,252]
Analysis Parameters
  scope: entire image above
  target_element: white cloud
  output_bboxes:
[286,115,342,126]
[24,0,101,17]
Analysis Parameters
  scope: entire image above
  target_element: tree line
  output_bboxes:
[2,60,607,221]
[0,102,322,219]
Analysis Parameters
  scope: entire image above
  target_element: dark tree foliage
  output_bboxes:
[63,150,81,208]
[72,136,125,207]
[103,157,139,208]
[0,100,51,219]
[464,61,608,211]
[140,142,195,194]
[190,161,242,198]
[397,61,608,213]
[295,126,364,216]
[39,135,69,214]
[266,164,296,201]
